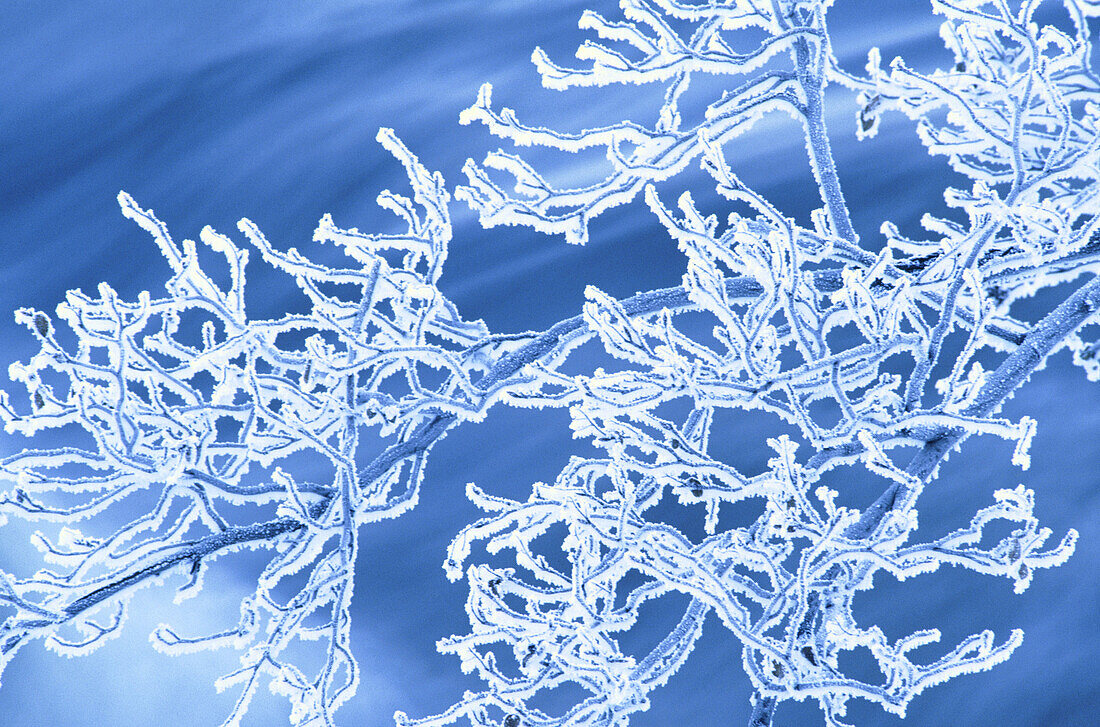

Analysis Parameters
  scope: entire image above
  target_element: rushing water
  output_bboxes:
[1,2,1098,725]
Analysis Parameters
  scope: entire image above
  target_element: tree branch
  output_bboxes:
[63,503,327,618]
[853,273,1100,540]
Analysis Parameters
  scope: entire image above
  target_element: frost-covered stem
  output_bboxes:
[795,37,857,245]
[480,258,1025,402]
[852,272,1100,539]
[632,598,708,683]
[904,224,998,410]
[357,412,455,487]
[479,266,929,390]
[909,271,1100,478]
[477,278,797,390]
[62,409,450,623]
[772,274,1100,718]
[748,694,777,727]
[63,504,326,618]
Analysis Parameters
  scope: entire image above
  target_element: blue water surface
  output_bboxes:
[0,1,1097,725]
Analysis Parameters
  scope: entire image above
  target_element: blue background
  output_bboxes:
[0,1,1097,724]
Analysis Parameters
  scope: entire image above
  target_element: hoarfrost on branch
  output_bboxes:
[3,2,1100,726]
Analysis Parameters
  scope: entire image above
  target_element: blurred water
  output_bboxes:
[0,1,1097,725]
